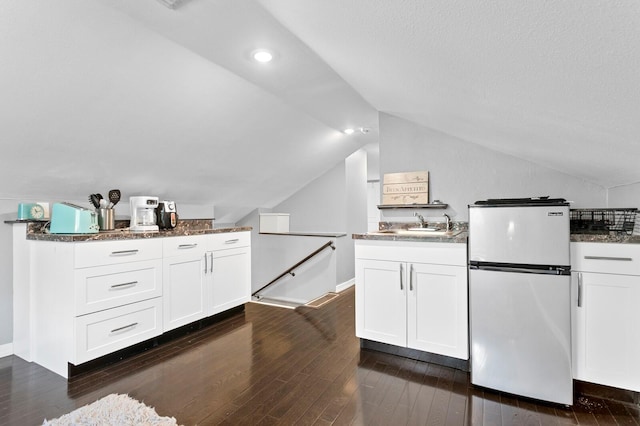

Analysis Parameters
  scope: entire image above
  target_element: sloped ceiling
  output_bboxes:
[0,0,377,222]
[257,0,640,189]
[2,0,639,222]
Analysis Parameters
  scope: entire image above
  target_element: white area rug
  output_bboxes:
[43,394,180,426]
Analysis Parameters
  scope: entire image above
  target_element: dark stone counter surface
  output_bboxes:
[352,221,468,244]
[570,233,640,244]
[353,231,468,244]
[353,221,640,244]
[12,219,251,242]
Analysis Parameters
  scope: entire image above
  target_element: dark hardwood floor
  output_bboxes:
[2,287,640,425]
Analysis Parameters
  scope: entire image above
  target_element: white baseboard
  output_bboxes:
[336,277,355,292]
[0,343,13,358]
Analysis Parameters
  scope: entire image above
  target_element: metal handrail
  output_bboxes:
[252,241,336,298]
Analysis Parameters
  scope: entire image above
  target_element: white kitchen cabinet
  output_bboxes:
[210,245,251,315]
[162,235,208,331]
[407,262,467,358]
[15,228,251,379]
[356,259,407,347]
[572,242,640,391]
[355,240,468,360]
[30,239,164,378]
[163,232,251,327]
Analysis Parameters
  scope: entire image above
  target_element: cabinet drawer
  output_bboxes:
[162,235,207,258]
[73,297,162,365]
[355,240,467,266]
[209,232,251,251]
[74,259,162,315]
[571,243,640,275]
[75,239,162,268]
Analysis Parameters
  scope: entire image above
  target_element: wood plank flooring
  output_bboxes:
[2,287,640,425]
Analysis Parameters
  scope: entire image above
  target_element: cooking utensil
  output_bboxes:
[99,199,108,209]
[108,189,121,208]
[89,194,100,209]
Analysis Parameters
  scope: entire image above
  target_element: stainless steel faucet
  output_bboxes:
[443,213,453,231]
[414,212,427,228]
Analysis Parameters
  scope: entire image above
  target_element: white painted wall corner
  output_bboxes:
[336,277,355,292]
[0,343,13,359]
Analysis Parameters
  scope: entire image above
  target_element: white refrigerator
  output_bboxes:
[468,198,573,406]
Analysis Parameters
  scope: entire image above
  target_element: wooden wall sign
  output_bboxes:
[382,171,429,205]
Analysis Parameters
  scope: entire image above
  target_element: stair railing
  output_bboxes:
[252,240,336,299]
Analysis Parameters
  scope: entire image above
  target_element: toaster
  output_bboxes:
[50,202,99,234]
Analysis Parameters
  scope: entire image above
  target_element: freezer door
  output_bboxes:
[469,269,573,405]
[469,205,570,265]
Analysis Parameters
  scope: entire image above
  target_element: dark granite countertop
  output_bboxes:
[354,221,640,244]
[12,219,251,242]
[570,233,640,244]
[352,221,468,244]
[355,232,640,245]
[353,231,468,244]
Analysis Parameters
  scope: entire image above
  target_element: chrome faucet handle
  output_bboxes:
[443,213,453,231]
[414,212,426,227]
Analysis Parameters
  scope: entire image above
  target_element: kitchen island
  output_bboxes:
[10,219,251,378]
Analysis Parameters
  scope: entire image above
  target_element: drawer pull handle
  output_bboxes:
[110,281,138,289]
[399,263,404,290]
[225,239,240,244]
[210,252,214,273]
[111,249,139,256]
[110,322,138,334]
[178,243,198,249]
[584,256,633,262]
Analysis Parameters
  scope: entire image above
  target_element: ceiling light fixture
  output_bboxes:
[343,128,355,135]
[252,50,274,63]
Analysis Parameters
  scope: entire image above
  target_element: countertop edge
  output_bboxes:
[24,225,252,242]
[352,232,468,244]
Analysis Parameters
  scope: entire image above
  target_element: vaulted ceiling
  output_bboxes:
[2,0,638,222]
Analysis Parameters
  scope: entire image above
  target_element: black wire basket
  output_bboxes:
[570,208,637,234]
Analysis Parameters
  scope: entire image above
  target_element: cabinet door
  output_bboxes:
[407,263,468,359]
[574,271,640,391]
[209,247,251,316]
[355,259,407,347]
[163,249,207,331]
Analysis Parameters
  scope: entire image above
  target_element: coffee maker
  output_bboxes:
[156,200,178,229]
[129,196,159,232]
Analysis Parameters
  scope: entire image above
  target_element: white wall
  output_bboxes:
[608,183,640,208]
[379,113,607,224]
[343,149,368,283]
[273,162,347,233]
[0,201,16,346]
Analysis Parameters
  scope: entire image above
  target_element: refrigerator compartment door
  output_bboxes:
[469,269,572,405]
[469,205,570,266]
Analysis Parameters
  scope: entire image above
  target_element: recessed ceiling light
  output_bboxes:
[252,50,273,63]
[343,128,355,135]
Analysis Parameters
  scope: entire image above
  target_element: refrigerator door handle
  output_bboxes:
[577,272,583,307]
[399,263,404,290]
[475,265,568,275]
